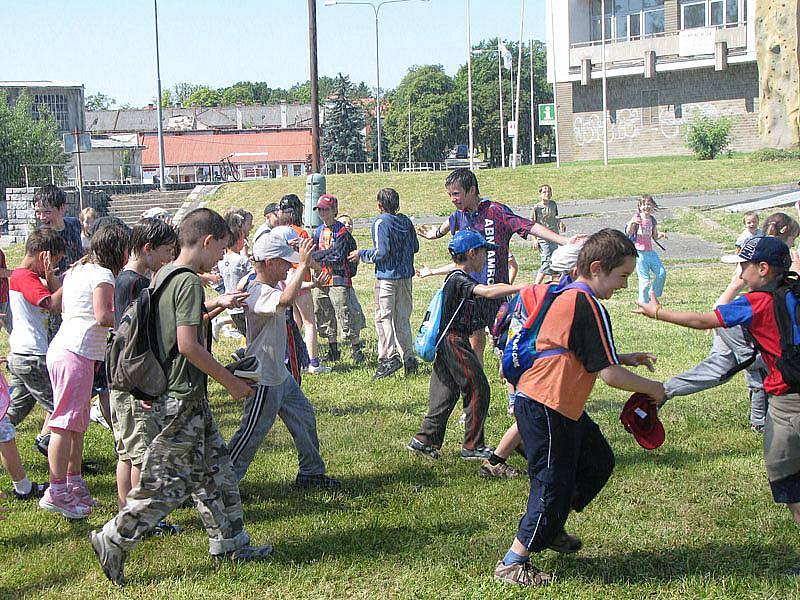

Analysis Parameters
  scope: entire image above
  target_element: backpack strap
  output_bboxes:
[434,269,467,349]
[149,266,197,373]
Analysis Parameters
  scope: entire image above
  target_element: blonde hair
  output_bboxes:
[80,207,97,221]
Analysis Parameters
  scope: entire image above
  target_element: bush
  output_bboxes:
[750,147,800,162]
[685,115,732,160]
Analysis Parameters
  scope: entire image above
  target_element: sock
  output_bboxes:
[66,472,83,487]
[503,549,529,566]
[12,476,32,495]
[488,453,506,466]
[50,478,67,493]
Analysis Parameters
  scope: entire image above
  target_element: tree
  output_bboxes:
[383,65,465,163]
[187,86,222,107]
[365,108,388,162]
[171,83,202,106]
[221,84,255,105]
[86,92,115,111]
[0,92,68,187]
[161,89,173,108]
[321,74,366,163]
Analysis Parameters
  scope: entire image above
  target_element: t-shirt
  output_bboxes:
[448,199,532,284]
[715,289,788,395]
[631,213,656,252]
[217,252,251,314]
[736,228,763,249]
[515,287,620,421]
[253,222,271,243]
[533,201,560,233]
[8,268,52,355]
[49,262,115,360]
[114,269,150,329]
[49,216,84,276]
[439,270,481,337]
[153,264,207,402]
[243,280,289,386]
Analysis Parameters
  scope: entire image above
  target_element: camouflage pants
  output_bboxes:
[6,353,55,426]
[101,396,250,556]
[312,285,364,344]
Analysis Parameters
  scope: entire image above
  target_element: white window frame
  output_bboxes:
[590,1,665,42]
[680,0,743,30]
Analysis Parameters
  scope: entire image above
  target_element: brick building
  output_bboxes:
[545,0,760,162]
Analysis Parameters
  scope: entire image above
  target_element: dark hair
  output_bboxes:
[263,202,280,217]
[539,184,552,194]
[445,168,479,196]
[131,217,178,255]
[279,194,304,226]
[576,228,638,277]
[178,208,230,248]
[33,184,67,209]
[638,194,659,209]
[25,227,66,257]
[225,212,245,248]
[763,212,800,243]
[377,188,400,214]
[89,224,131,275]
[88,215,130,238]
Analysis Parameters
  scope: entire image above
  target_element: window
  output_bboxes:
[680,0,743,29]
[590,0,664,42]
[32,94,69,131]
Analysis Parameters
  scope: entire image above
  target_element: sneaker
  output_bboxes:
[307,362,332,374]
[373,356,402,380]
[479,461,522,479]
[352,347,366,365]
[403,356,419,375]
[547,529,582,554]
[89,529,126,586]
[230,347,246,362]
[460,445,495,461]
[69,480,99,508]
[751,423,764,434]
[214,544,274,565]
[13,481,48,500]
[39,487,91,519]
[90,401,111,430]
[34,434,50,458]
[293,473,342,490]
[145,520,181,537]
[405,437,441,460]
[493,560,553,587]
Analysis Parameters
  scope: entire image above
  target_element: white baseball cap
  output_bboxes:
[252,226,299,262]
[550,244,582,274]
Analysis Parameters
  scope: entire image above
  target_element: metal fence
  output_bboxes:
[323,161,447,175]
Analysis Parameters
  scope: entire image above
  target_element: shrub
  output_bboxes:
[685,115,732,160]
[750,147,800,162]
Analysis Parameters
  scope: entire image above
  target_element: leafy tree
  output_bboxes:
[383,65,465,163]
[221,84,255,105]
[161,89,173,108]
[86,92,116,111]
[685,116,732,159]
[171,83,202,106]
[321,74,366,163]
[365,108,388,162]
[187,86,222,107]
[0,92,68,187]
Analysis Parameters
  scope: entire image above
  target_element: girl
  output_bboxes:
[39,225,129,519]
[79,207,97,253]
[627,195,668,303]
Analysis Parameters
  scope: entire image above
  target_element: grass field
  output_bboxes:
[205,153,800,220]
[3,214,800,598]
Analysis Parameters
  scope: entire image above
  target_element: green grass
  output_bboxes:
[205,153,800,219]
[3,231,800,598]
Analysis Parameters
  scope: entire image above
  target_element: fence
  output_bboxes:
[323,161,447,175]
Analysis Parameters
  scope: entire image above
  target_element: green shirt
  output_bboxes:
[533,201,560,233]
[153,264,207,402]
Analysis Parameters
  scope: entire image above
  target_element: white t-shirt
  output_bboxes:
[735,227,763,249]
[49,262,115,360]
[243,280,288,386]
[8,268,52,355]
[217,252,251,314]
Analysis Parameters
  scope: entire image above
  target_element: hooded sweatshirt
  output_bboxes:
[359,212,419,280]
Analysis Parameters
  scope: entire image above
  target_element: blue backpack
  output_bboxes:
[502,281,593,386]
[415,270,465,362]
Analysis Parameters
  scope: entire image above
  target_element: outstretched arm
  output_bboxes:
[636,292,719,329]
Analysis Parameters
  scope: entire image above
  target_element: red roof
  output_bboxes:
[140,130,312,166]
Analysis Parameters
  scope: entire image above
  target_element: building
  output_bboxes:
[546,0,759,162]
[0,81,85,133]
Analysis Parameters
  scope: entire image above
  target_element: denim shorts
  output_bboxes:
[0,415,16,443]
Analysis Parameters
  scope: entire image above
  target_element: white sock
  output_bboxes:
[13,476,32,495]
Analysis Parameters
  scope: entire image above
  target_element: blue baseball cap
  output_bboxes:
[721,236,791,268]
[448,229,499,254]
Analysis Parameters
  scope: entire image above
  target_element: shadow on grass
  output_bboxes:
[0,517,90,551]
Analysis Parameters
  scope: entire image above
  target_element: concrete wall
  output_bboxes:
[556,62,761,162]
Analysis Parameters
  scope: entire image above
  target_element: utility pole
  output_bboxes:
[511,0,525,169]
[153,0,167,191]
[498,38,506,168]
[466,0,474,170]
[530,39,536,165]
[407,97,412,165]
[601,0,609,166]
[309,0,321,173]
[74,129,85,210]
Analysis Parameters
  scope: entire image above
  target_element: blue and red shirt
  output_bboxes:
[448,199,533,284]
[715,290,788,395]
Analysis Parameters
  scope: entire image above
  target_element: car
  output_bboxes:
[448,144,469,159]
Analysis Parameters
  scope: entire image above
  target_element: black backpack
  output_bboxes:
[771,272,800,392]
[106,267,195,401]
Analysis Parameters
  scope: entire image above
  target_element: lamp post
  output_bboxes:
[325,0,429,173]
[153,0,167,191]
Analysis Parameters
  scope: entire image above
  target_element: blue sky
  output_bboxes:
[1,0,546,106]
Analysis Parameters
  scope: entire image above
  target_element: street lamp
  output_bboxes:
[325,0,430,173]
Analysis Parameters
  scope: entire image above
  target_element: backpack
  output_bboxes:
[414,270,466,362]
[770,272,800,391]
[501,281,593,386]
[106,267,195,401]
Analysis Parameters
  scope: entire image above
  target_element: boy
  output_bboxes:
[495,229,664,587]
[311,194,365,364]
[109,218,177,527]
[227,229,341,490]
[6,229,66,454]
[407,230,525,461]
[253,202,281,242]
[532,184,565,285]
[90,208,271,587]
[218,213,250,336]
[32,185,85,277]
[636,236,800,536]
[349,188,419,379]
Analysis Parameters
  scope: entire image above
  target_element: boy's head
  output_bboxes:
[448,229,497,270]
[132,217,177,271]
[445,169,479,212]
[576,229,638,299]
[80,207,97,234]
[550,243,581,278]
[177,208,231,270]
[279,194,304,227]
[25,227,66,274]
[377,188,400,215]
[743,211,759,232]
[33,185,67,229]
[337,214,353,233]
[722,236,790,288]
[539,184,552,202]
[252,227,299,284]
[315,194,338,224]
[90,223,131,276]
[263,203,281,228]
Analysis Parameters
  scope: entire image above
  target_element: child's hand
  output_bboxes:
[216,291,249,311]
[347,250,360,263]
[227,376,255,401]
[416,266,433,278]
[567,234,587,246]
[634,291,661,319]
[620,352,657,373]
[417,224,440,240]
[297,238,314,267]
[312,271,331,288]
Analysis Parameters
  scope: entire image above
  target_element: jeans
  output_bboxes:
[636,250,666,303]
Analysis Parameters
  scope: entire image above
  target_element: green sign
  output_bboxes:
[538,103,556,126]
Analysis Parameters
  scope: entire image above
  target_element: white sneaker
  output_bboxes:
[90,401,111,430]
[307,362,332,374]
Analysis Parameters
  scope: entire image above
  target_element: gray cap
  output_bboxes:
[252,227,299,262]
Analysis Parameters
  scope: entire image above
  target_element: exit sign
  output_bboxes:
[538,103,556,126]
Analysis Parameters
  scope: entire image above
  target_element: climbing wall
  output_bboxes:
[756,2,800,148]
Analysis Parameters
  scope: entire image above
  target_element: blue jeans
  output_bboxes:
[228,376,326,481]
[636,250,666,303]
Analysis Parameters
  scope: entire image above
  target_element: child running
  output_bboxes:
[626,194,667,303]
[736,211,762,253]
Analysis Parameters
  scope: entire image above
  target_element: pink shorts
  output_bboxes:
[47,347,95,433]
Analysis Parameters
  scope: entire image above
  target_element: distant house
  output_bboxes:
[1,81,85,133]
